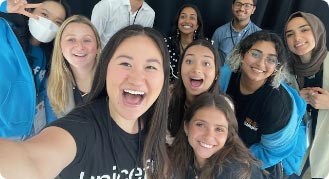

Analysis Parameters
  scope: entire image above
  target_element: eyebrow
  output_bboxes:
[41,8,65,22]
[250,49,277,56]
[63,34,94,38]
[185,53,214,59]
[195,119,228,128]
[285,24,311,33]
[116,55,162,65]
[180,12,196,16]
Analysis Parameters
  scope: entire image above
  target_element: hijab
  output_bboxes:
[284,11,328,88]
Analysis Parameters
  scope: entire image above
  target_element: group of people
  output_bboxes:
[0,0,328,179]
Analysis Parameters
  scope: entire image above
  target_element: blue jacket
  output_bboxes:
[220,69,307,175]
[0,17,35,137]
[249,83,307,175]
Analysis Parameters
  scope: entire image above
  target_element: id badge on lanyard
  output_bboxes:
[33,99,47,135]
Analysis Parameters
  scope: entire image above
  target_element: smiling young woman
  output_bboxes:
[0,25,169,179]
[169,93,269,179]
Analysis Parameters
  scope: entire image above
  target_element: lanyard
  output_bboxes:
[129,5,142,25]
[230,24,249,46]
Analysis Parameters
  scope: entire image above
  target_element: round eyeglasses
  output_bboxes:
[247,49,280,66]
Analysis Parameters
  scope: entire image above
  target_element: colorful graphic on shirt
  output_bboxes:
[244,118,258,131]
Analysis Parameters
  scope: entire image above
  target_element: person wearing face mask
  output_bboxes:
[0,0,70,140]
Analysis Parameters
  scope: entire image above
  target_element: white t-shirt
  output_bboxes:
[91,0,155,48]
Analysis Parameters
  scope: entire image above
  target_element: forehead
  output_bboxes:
[62,22,95,36]
[287,17,310,29]
[35,1,66,20]
[235,0,254,4]
[251,41,276,54]
[114,35,162,59]
[192,106,228,126]
[185,45,214,57]
[180,7,197,15]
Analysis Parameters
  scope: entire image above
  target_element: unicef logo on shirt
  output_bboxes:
[79,159,153,179]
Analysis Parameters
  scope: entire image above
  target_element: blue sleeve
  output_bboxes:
[0,17,35,137]
[219,63,232,92]
[44,89,58,123]
[249,83,307,175]
[42,79,58,123]
[0,1,7,13]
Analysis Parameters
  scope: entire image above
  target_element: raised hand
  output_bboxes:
[6,0,42,19]
[300,87,329,109]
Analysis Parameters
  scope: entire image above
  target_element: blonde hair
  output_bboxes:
[47,15,102,116]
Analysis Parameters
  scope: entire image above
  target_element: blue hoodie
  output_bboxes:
[0,17,36,137]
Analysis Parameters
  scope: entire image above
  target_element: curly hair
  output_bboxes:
[227,30,289,88]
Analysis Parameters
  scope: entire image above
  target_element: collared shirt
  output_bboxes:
[212,20,261,64]
[91,0,155,47]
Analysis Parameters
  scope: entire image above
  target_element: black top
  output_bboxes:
[164,36,181,83]
[303,70,323,138]
[226,73,292,147]
[73,86,88,105]
[186,160,270,179]
[49,97,149,179]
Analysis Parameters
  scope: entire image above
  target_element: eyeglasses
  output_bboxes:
[233,2,255,10]
[247,49,280,66]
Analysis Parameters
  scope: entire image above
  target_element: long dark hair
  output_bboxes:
[87,25,170,179]
[168,39,222,137]
[169,4,205,54]
[170,93,260,179]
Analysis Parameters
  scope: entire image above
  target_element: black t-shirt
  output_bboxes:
[227,73,292,147]
[164,36,181,82]
[49,97,150,179]
[186,160,270,179]
[303,70,323,138]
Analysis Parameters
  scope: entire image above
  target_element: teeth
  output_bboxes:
[124,89,145,95]
[183,25,192,29]
[295,42,305,47]
[200,142,213,149]
[74,53,86,57]
[191,78,202,80]
[252,67,264,73]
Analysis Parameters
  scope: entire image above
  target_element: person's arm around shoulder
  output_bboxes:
[0,126,76,179]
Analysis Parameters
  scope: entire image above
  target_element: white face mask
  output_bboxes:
[28,16,59,43]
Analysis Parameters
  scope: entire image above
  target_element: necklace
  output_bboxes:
[230,24,249,46]
[72,73,89,103]
[192,158,199,179]
[73,86,88,97]
[107,98,142,172]
[193,168,199,179]
[128,4,142,25]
